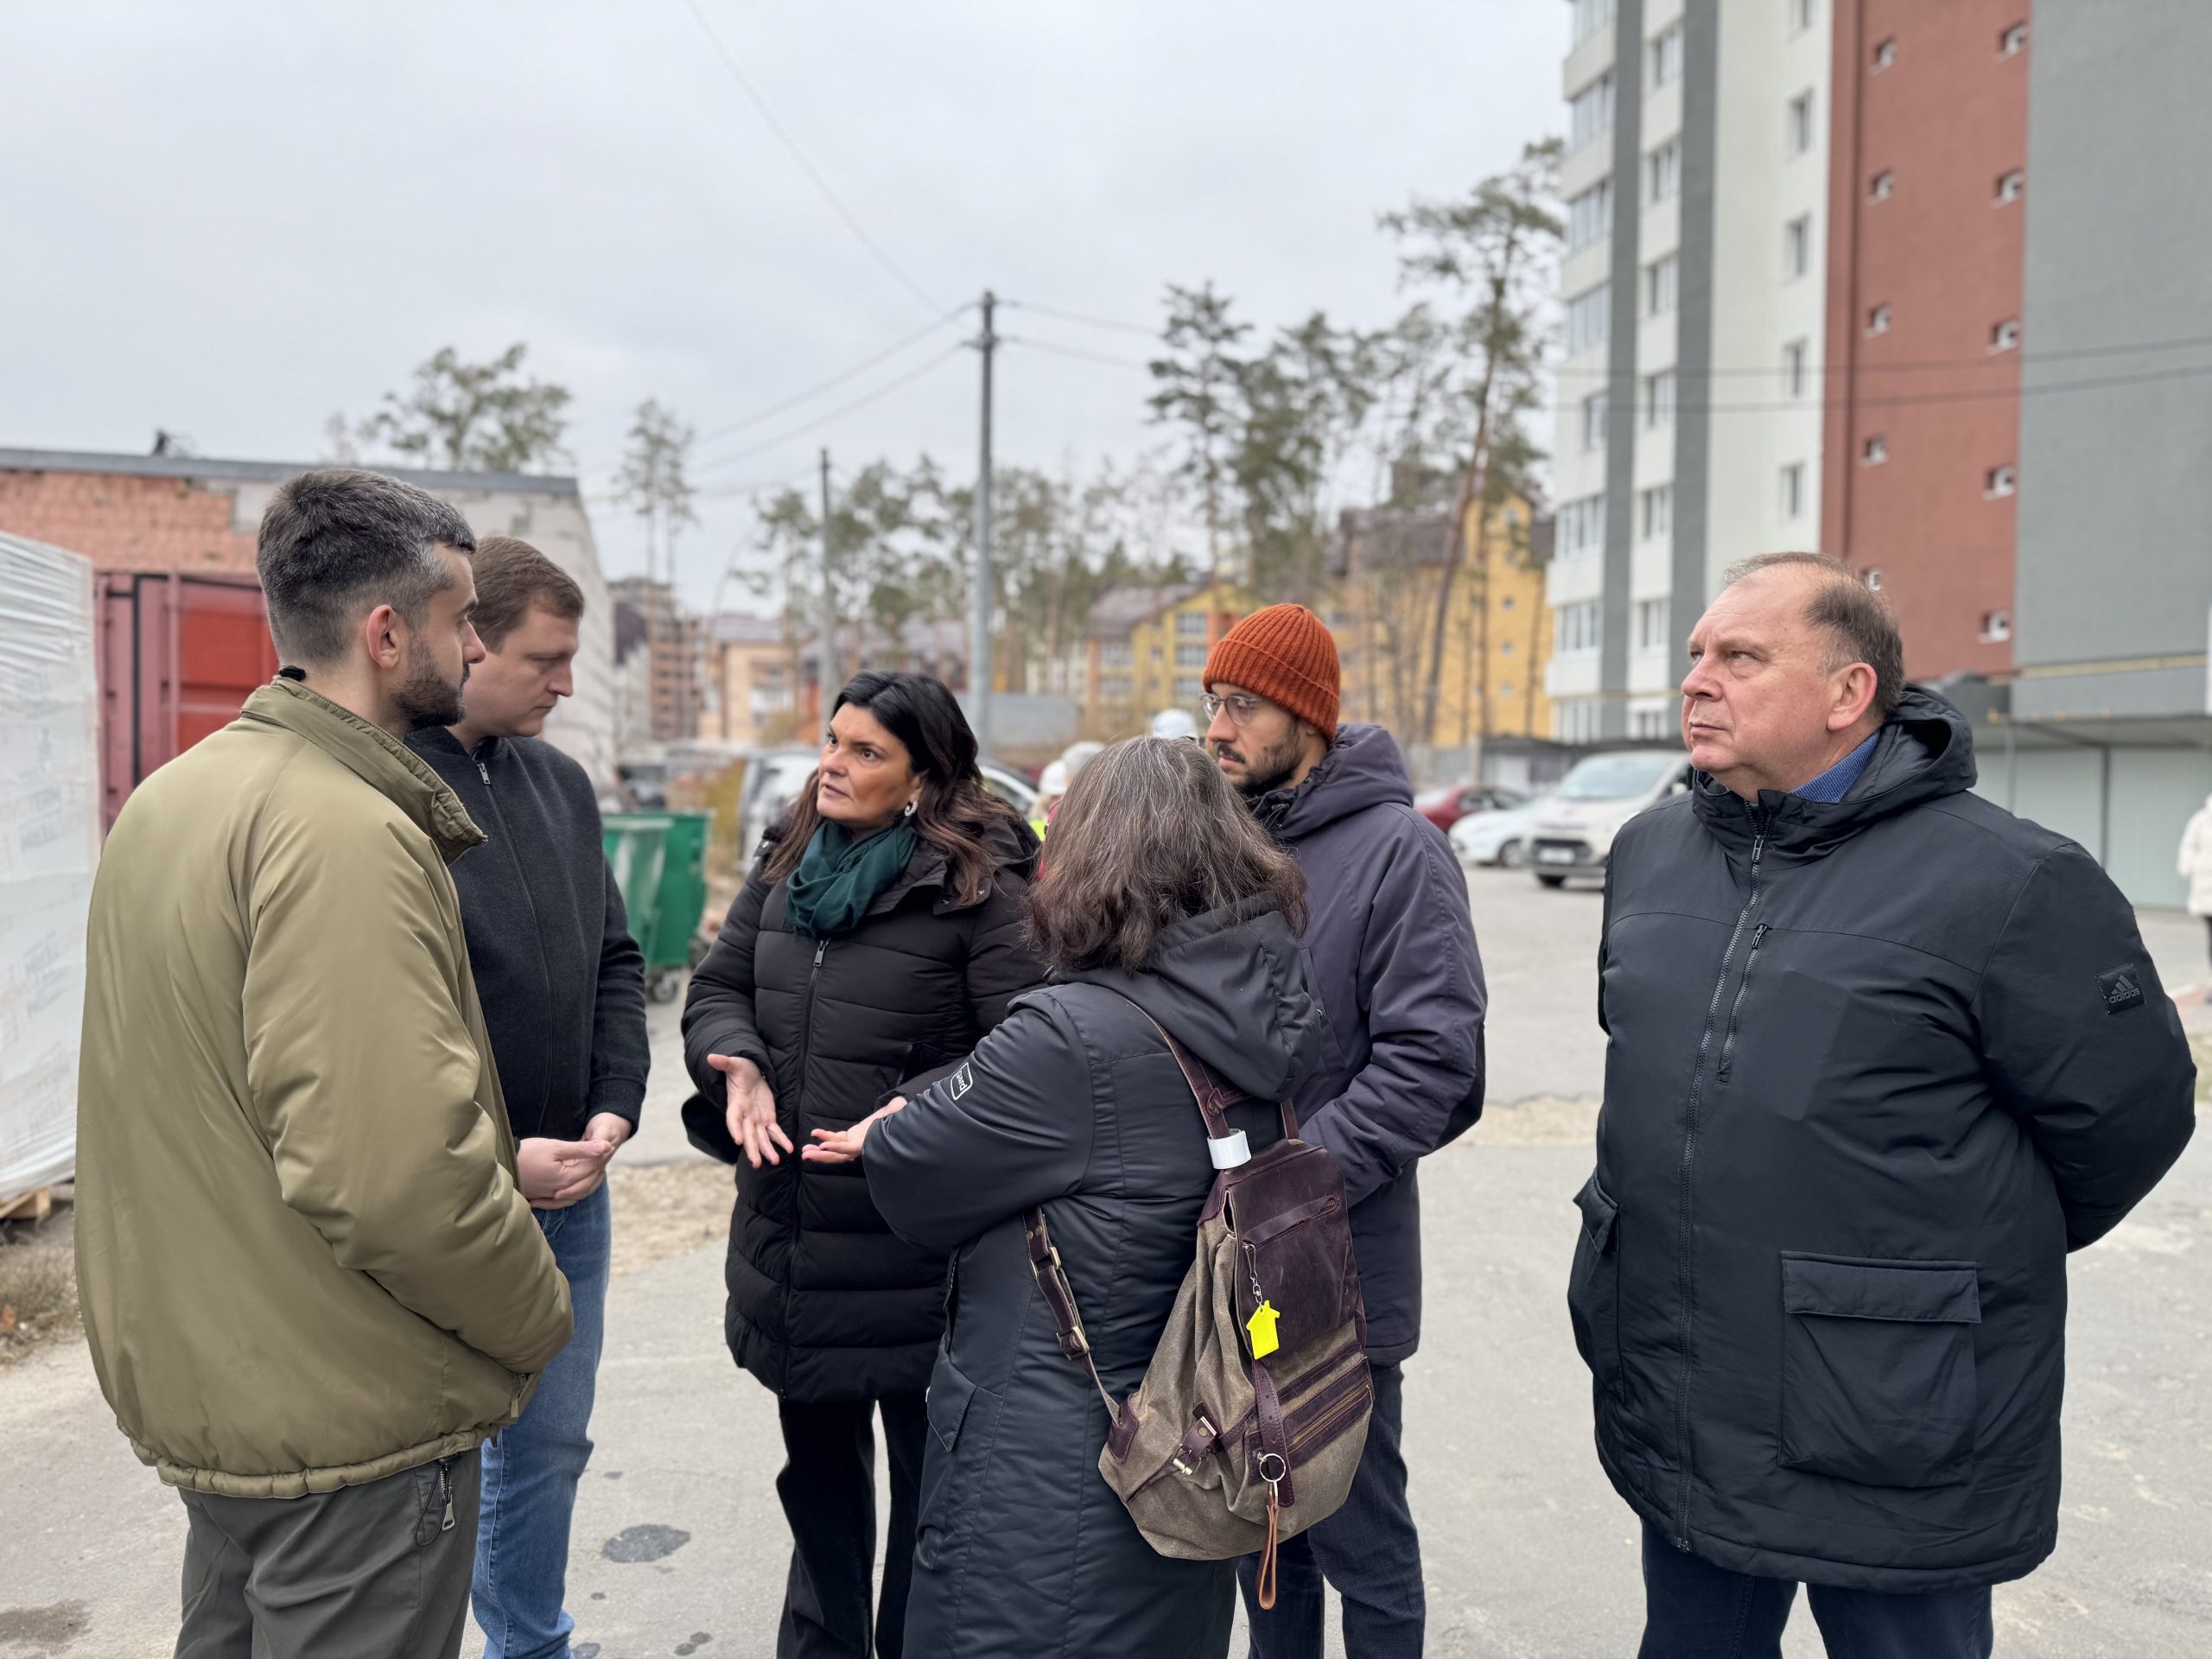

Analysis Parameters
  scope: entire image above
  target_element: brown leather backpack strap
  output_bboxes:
[1023,1206,1122,1421]
[1276,1098,1300,1141]
[1249,1357,1298,1510]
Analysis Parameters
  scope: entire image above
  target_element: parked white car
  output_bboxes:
[1449,793,1554,868]
[1529,750,1694,887]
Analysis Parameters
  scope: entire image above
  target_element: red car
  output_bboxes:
[1414,783,1529,833]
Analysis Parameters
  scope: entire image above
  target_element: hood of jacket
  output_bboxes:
[1251,722,1414,842]
[1690,685,1977,863]
[1075,893,1326,1104]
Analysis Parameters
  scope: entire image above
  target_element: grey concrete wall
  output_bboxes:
[1598,0,1647,741]
[2014,2,2212,721]
[1671,0,1719,645]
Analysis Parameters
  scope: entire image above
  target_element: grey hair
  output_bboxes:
[256,468,476,667]
[1025,736,1307,974]
[1722,551,1905,719]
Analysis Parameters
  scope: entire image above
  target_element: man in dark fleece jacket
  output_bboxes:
[1580,555,2194,1659]
[409,537,649,1659]
[1204,603,1486,1659]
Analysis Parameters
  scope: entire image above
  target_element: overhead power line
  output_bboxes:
[1002,336,1155,372]
[690,342,969,480]
[693,305,972,454]
[678,0,944,316]
[1001,299,1161,339]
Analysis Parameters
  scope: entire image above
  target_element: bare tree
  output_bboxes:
[616,398,700,586]
[1147,283,1251,589]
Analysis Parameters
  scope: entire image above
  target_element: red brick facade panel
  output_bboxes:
[0,469,257,574]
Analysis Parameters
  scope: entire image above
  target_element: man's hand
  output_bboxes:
[802,1097,906,1166]
[517,1127,620,1211]
[709,1052,792,1170]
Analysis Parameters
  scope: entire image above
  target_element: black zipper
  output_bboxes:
[1669,813,1768,1549]
[1715,924,1770,1082]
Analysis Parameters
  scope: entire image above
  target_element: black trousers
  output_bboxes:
[1637,1523,1993,1659]
[175,1451,480,1659]
[1237,1361,1424,1659]
[776,1394,929,1659]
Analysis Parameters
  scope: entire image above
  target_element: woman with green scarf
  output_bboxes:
[681,671,1042,1659]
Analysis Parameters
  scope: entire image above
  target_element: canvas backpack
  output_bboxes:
[1024,1002,1371,1607]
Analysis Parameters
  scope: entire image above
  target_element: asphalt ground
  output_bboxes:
[2,868,2205,1657]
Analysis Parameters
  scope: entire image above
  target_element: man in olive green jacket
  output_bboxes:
[75,468,572,1659]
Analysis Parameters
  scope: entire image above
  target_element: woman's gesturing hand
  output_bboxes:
[709,1053,792,1169]
[802,1096,907,1166]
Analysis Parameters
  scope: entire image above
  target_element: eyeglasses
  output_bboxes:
[1200,691,1268,728]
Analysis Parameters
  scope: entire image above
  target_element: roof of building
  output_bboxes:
[1330,507,1461,578]
[1086,582,1202,638]
[710,612,784,646]
[0,445,582,497]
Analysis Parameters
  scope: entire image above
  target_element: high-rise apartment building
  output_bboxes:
[1549,0,1831,743]
[608,575,704,743]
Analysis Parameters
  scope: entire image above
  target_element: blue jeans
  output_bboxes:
[472,1182,610,1659]
[1637,1523,1993,1659]
[1238,1361,1424,1659]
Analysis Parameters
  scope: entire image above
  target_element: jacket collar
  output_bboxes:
[1690,686,1977,863]
[1250,722,1414,839]
[242,677,486,862]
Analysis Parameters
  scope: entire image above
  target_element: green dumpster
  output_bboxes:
[604,809,714,1002]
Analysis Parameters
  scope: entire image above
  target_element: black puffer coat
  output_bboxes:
[682,819,1042,1402]
[864,895,1325,1659]
[1576,690,2196,1592]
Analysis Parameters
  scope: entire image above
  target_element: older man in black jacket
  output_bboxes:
[1204,603,1487,1659]
[410,537,649,1659]
[1575,553,2196,1658]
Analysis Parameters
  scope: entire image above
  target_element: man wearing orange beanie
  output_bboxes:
[1204,603,1486,1658]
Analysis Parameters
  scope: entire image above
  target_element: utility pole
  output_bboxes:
[817,447,838,730]
[969,289,997,755]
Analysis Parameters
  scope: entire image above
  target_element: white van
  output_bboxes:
[1529,749,1694,887]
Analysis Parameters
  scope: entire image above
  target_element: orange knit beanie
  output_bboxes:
[1204,604,1341,741]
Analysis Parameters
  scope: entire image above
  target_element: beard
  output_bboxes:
[1217,730,1306,799]
[391,636,468,732]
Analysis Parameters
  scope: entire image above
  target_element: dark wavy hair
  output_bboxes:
[762,671,1027,908]
[1026,736,1307,974]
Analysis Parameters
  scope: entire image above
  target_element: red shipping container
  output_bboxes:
[99,572,277,829]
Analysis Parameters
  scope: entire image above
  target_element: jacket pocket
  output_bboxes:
[915,1351,980,1573]
[1778,1253,1980,1488]
[1567,1174,1623,1394]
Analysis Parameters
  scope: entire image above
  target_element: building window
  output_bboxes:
[1175,642,1207,668]
[1649,24,1683,88]
[1100,639,1133,667]
[1567,283,1611,354]
[1991,317,2022,352]
[1500,640,1515,656]
[1866,302,1892,337]
[1560,493,1607,560]
[1783,339,1809,398]
[1995,169,2024,205]
[1980,609,2013,642]
[1102,674,1133,702]
[1784,215,1812,279]
[1645,369,1676,428]
[1635,597,1670,652]
[1999,21,2027,58]
[1648,140,1681,203]
[1986,464,2018,498]
[1580,391,1610,453]
[1645,253,1679,316]
[1639,483,1673,541]
[1557,601,1603,657]
[1567,178,1614,252]
[1554,700,1601,743]
[1788,92,1815,156]
[1869,169,1895,201]
[1792,0,1817,35]
[1872,36,1897,70]
[1176,610,1207,637]
[1631,707,1671,740]
[1863,435,1889,467]
[1570,72,1617,151]
[1780,461,1807,519]
[1173,675,1203,701]
[1571,0,1617,48]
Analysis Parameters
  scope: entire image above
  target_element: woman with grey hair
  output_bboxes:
[803,736,1327,1658]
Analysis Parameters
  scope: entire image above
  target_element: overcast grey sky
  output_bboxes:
[1,1,1561,606]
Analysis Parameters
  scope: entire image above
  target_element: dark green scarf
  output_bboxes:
[785,819,919,938]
